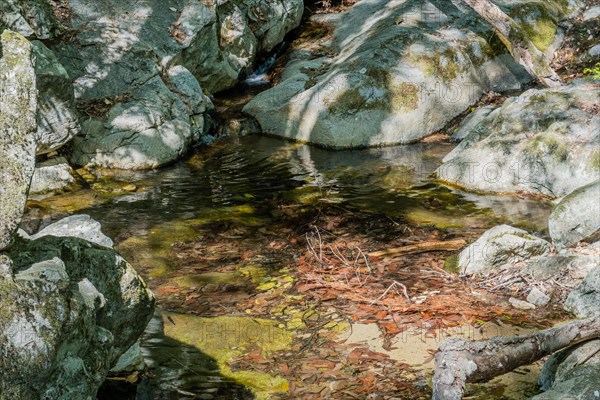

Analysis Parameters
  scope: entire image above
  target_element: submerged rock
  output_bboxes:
[243,0,579,148]
[548,180,600,248]
[0,232,155,400]
[0,30,38,250]
[436,82,600,197]
[458,225,550,275]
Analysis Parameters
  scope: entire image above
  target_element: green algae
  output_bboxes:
[405,208,465,229]
[509,3,558,52]
[163,312,292,399]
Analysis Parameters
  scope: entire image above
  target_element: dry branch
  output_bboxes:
[368,239,466,258]
[432,316,600,400]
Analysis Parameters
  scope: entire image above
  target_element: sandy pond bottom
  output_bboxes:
[30,136,563,399]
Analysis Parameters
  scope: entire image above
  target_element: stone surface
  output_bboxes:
[31,41,80,154]
[508,297,536,310]
[564,266,600,318]
[30,157,77,194]
[70,72,207,169]
[451,106,497,142]
[0,233,155,400]
[534,339,600,400]
[0,0,61,39]
[526,288,551,306]
[437,82,600,197]
[583,6,600,21]
[523,252,598,281]
[0,31,38,250]
[30,214,114,248]
[243,0,579,148]
[49,0,303,99]
[549,180,600,248]
[458,225,550,275]
[110,342,145,375]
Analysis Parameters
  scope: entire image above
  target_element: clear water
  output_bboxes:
[72,135,553,399]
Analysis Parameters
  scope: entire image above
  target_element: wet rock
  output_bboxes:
[436,82,600,197]
[458,225,550,275]
[30,157,77,194]
[451,106,497,142]
[549,180,600,248]
[70,73,205,169]
[31,41,80,154]
[0,232,155,400]
[0,30,38,250]
[526,288,551,306]
[564,267,600,318]
[534,339,600,400]
[216,116,262,137]
[29,214,114,248]
[243,0,579,148]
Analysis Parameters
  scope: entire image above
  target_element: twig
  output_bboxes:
[371,280,410,305]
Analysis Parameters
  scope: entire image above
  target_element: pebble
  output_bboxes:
[509,297,536,310]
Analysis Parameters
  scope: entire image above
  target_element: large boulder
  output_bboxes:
[242,0,579,148]
[31,41,80,154]
[436,82,600,197]
[70,68,211,169]
[564,266,600,318]
[457,225,550,275]
[548,180,600,248]
[0,229,155,400]
[533,339,600,400]
[0,30,38,251]
[49,0,303,99]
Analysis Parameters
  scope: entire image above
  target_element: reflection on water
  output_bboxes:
[84,136,551,241]
[77,135,553,399]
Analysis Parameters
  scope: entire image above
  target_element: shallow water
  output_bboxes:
[45,135,554,399]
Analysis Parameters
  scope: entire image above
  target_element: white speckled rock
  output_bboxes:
[0,233,155,400]
[0,31,38,251]
[564,267,600,318]
[30,157,77,194]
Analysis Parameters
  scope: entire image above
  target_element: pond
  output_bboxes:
[31,135,556,399]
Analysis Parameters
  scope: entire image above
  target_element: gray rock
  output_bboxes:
[523,252,598,281]
[549,180,600,248]
[70,75,202,169]
[0,0,60,39]
[243,0,579,148]
[49,0,303,99]
[0,234,155,400]
[451,106,497,142]
[30,214,114,248]
[583,6,600,21]
[509,297,536,310]
[527,288,551,306]
[564,267,600,318]
[0,31,38,250]
[110,342,146,374]
[458,225,550,275]
[534,339,600,400]
[31,41,80,154]
[590,44,600,57]
[437,82,600,197]
[30,157,77,194]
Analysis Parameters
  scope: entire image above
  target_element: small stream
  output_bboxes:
[34,135,554,399]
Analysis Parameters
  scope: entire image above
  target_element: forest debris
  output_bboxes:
[432,316,600,400]
[368,239,467,258]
